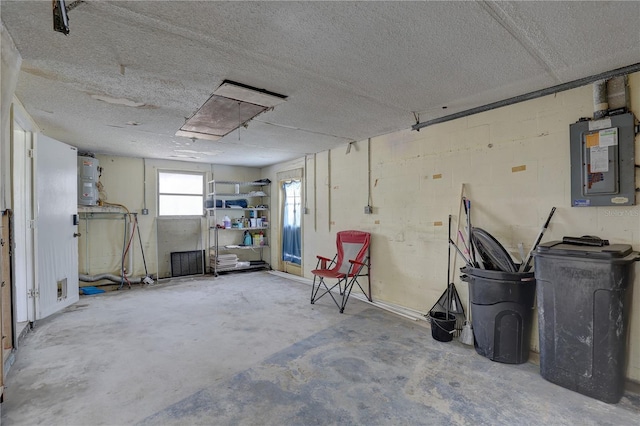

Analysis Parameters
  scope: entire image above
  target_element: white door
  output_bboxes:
[35,135,79,320]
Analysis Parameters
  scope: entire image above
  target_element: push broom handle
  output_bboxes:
[466,199,477,267]
[450,238,471,267]
[447,215,452,318]
[447,215,452,286]
[520,207,556,272]
[452,183,466,274]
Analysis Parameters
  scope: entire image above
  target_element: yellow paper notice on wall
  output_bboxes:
[585,132,599,148]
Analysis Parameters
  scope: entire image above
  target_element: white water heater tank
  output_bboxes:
[77,155,99,206]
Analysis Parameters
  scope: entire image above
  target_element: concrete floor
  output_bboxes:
[1,271,639,425]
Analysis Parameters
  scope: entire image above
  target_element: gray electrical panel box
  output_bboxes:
[77,155,99,206]
[570,113,636,207]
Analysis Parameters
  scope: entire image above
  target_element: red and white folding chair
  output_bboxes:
[310,230,371,313]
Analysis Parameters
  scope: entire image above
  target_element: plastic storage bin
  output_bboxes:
[461,267,536,364]
[534,241,639,403]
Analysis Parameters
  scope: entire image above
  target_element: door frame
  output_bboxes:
[279,177,303,276]
[10,103,37,325]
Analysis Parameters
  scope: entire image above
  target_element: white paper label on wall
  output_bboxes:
[588,118,612,131]
[611,197,629,204]
[590,146,609,172]
[598,128,618,146]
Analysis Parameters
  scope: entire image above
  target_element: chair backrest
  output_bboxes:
[335,230,371,274]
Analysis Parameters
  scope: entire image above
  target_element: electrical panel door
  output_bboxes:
[570,113,636,207]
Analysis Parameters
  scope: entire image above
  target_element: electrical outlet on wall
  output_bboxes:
[141,208,149,215]
[364,205,372,214]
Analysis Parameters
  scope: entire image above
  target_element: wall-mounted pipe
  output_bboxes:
[412,62,640,131]
[593,79,608,119]
[79,273,143,284]
[327,150,331,231]
[142,158,147,211]
[303,154,308,213]
[367,138,372,210]
[313,153,317,231]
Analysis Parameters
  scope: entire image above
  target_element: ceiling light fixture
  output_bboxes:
[176,80,287,141]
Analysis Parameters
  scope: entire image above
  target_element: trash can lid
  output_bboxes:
[471,227,518,273]
[460,266,534,281]
[536,241,633,259]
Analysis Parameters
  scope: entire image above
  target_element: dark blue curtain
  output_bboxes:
[282,180,302,265]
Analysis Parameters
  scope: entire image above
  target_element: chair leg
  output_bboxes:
[339,264,370,313]
[353,277,371,301]
[311,276,321,303]
[311,275,345,310]
[340,278,357,313]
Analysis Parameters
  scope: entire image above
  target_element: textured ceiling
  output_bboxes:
[2,1,639,167]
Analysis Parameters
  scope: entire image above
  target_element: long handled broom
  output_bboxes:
[459,189,474,346]
[459,289,474,345]
[447,214,466,336]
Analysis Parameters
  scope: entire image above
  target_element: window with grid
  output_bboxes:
[158,171,204,216]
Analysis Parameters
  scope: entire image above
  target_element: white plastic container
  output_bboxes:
[223,215,231,229]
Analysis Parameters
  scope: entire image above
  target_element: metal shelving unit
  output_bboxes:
[206,180,271,276]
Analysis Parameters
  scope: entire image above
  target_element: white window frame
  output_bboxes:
[157,170,205,217]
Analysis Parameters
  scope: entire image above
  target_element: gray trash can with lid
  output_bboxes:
[534,240,639,403]
[461,267,536,364]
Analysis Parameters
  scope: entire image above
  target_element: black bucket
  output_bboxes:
[429,311,456,342]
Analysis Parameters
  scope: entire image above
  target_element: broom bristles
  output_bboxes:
[460,321,474,346]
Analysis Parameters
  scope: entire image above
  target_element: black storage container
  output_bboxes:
[534,241,639,403]
[461,267,536,364]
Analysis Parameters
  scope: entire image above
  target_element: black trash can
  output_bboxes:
[461,267,536,364]
[534,241,639,404]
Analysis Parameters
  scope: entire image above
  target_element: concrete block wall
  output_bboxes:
[264,73,640,381]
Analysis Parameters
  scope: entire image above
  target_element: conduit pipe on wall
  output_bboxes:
[303,154,308,213]
[327,150,331,232]
[412,62,640,131]
[267,271,423,322]
[367,138,372,210]
[143,158,147,212]
[593,79,608,119]
[79,273,143,284]
[313,153,317,232]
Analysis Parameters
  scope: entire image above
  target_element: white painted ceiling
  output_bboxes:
[2,1,639,167]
